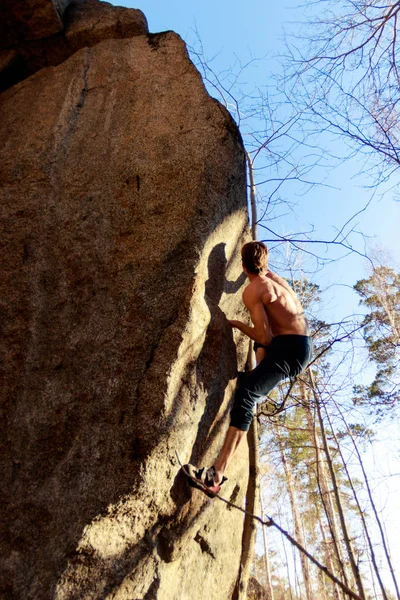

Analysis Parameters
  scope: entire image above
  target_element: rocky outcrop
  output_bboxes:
[0,0,148,91]
[0,0,70,47]
[0,2,250,599]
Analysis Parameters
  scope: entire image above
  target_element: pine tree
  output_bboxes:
[353,266,400,412]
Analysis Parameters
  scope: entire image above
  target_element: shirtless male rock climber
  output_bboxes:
[185,241,312,496]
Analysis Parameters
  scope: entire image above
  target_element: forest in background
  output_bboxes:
[251,269,399,600]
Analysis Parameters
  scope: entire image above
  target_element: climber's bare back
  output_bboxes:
[243,270,310,338]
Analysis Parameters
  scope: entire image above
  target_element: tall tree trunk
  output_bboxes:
[325,409,388,599]
[333,399,400,600]
[281,525,295,600]
[260,490,275,600]
[277,430,313,600]
[309,370,367,600]
[234,408,260,600]
[318,519,342,600]
[247,152,257,238]
[300,379,348,599]
[234,153,260,600]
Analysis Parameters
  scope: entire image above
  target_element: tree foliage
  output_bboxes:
[353,266,400,409]
[254,277,399,599]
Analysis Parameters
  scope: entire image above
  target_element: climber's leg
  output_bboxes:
[213,426,246,485]
[214,335,313,484]
[211,346,284,484]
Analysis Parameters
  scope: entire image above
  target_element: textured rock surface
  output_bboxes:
[0,0,69,48]
[0,0,148,92]
[0,18,250,600]
[248,577,269,599]
[0,50,18,76]
[64,0,148,46]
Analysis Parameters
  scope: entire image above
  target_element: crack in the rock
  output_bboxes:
[194,532,216,560]
[54,47,91,163]
[90,17,102,33]
[76,48,90,112]
[136,310,180,392]
[227,483,241,511]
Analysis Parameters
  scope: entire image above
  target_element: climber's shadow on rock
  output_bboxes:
[165,243,245,559]
[189,242,246,466]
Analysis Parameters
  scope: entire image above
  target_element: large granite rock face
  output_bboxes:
[0,4,250,599]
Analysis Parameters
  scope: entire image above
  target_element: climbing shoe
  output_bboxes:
[183,463,227,498]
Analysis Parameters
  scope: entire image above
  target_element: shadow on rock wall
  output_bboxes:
[190,242,246,466]
[46,242,247,599]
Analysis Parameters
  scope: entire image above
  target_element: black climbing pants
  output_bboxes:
[230,335,313,431]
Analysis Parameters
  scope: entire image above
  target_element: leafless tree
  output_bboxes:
[333,399,400,598]
[188,34,374,270]
[284,0,400,183]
